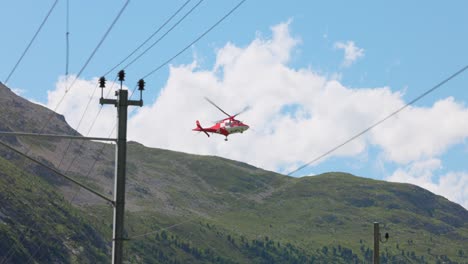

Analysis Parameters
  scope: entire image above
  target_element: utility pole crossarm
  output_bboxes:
[127,99,143,106]
[100,98,117,106]
[0,131,117,142]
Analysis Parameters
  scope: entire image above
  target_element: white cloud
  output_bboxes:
[47,75,127,138]
[370,97,468,164]
[388,159,468,209]
[126,22,387,171]
[46,22,468,173]
[389,158,442,188]
[45,21,468,208]
[334,41,364,67]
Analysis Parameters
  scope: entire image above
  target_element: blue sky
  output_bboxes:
[1,0,467,208]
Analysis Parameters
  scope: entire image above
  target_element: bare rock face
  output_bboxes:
[0,82,76,135]
[0,83,115,204]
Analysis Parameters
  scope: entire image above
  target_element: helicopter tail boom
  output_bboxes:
[193,120,210,137]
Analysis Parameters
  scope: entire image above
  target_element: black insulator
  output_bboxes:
[99,76,106,88]
[138,79,145,91]
[118,70,125,82]
[385,233,389,240]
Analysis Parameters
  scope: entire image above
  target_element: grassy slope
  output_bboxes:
[1,83,467,263]
[1,138,467,263]
[0,156,108,263]
[121,144,468,263]
[214,172,468,262]
[125,142,290,214]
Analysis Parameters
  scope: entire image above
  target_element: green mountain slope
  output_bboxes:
[0,82,467,263]
[0,155,107,263]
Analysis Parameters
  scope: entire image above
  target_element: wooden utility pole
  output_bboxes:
[100,70,144,264]
[373,222,380,264]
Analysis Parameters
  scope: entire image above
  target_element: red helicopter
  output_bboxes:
[193,97,250,141]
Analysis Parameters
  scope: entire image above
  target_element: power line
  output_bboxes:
[70,0,247,154]
[0,137,113,264]
[41,0,130,178]
[63,116,117,188]
[0,152,61,264]
[56,78,117,171]
[121,0,205,72]
[65,0,247,149]
[1,2,128,262]
[21,134,118,263]
[91,0,250,248]
[56,82,101,171]
[287,64,468,176]
[25,129,117,263]
[37,0,130,138]
[0,140,113,203]
[1,77,121,264]
[4,1,129,193]
[124,70,467,254]
[66,0,197,154]
[63,0,130,96]
[3,0,59,84]
[4,1,248,261]
[0,1,132,258]
[103,0,193,77]
[142,0,247,80]
[129,217,200,240]
[10,5,130,195]
[19,84,117,262]
[65,0,70,76]
[61,0,198,165]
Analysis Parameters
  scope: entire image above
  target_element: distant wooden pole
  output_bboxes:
[373,222,380,264]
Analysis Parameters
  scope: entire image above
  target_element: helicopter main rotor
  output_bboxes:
[204,97,249,120]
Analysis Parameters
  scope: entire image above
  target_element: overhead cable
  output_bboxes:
[3,0,59,84]
[287,64,468,176]
[65,0,70,76]
[121,0,205,72]
[63,0,130,96]
[39,0,130,135]
[129,217,200,240]
[0,140,113,203]
[103,0,193,76]
[1,2,130,263]
[141,0,247,80]
[63,0,196,161]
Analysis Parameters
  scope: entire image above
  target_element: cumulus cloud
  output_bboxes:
[334,41,364,67]
[127,22,386,170]
[47,75,128,138]
[388,159,468,209]
[47,22,468,172]
[371,98,468,164]
[46,21,468,208]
